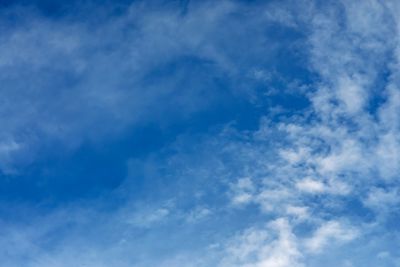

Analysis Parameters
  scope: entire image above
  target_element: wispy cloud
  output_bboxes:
[0,0,292,173]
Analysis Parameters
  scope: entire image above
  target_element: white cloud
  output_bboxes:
[0,0,399,266]
[285,206,309,221]
[304,221,358,253]
[231,177,256,205]
[296,178,325,194]
[222,218,302,267]
[363,187,400,214]
[336,75,367,114]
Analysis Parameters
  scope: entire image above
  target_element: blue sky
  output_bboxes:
[0,0,399,266]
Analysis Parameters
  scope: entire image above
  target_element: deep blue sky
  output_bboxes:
[0,0,399,266]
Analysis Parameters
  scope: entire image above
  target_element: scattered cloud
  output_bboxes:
[0,0,399,266]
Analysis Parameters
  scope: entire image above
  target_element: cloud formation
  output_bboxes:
[0,0,399,266]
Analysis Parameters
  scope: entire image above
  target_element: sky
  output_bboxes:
[0,0,399,266]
